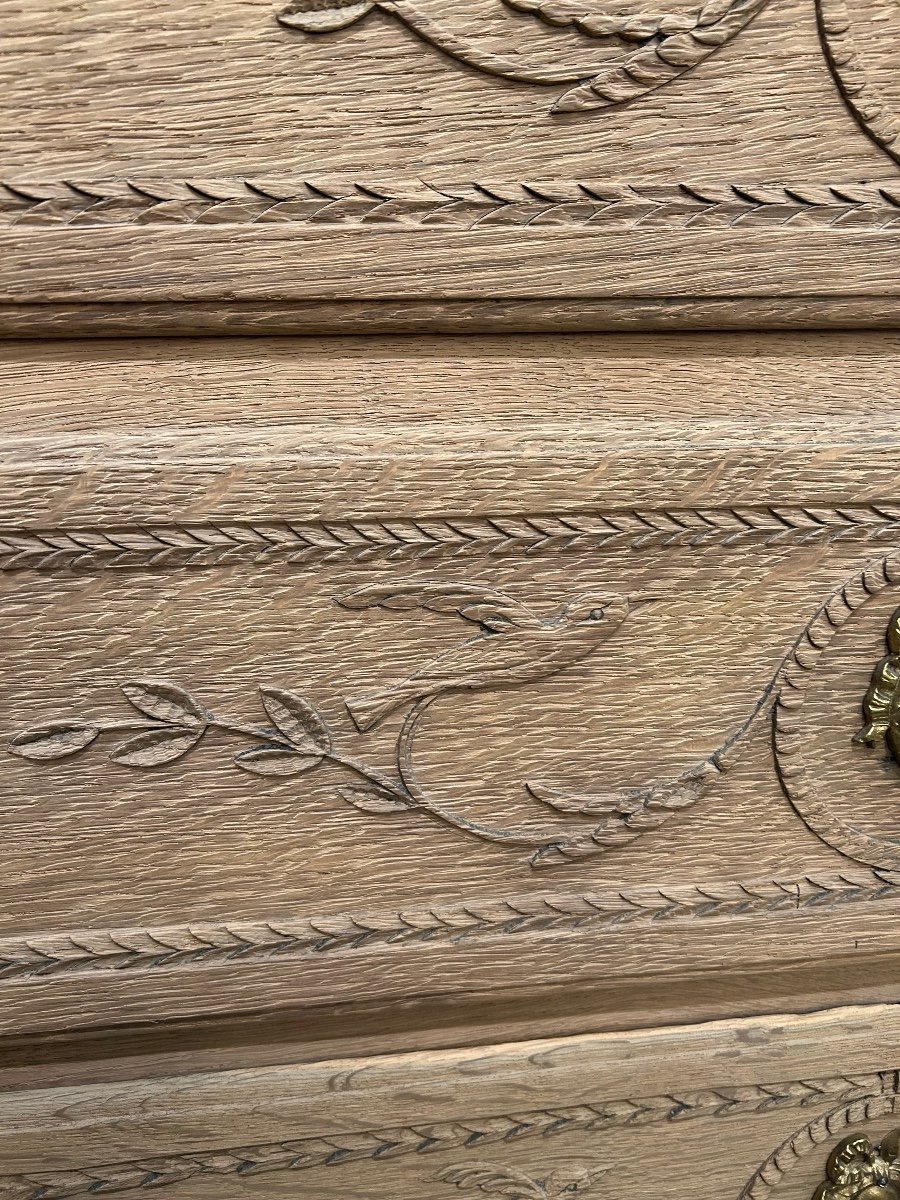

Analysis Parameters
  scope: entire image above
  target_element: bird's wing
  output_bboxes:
[336,582,544,632]
[439,1164,546,1197]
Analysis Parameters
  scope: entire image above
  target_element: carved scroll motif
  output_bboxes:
[439,1163,608,1198]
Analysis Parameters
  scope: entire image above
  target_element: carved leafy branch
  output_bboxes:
[8,681,409,815]
[276,0,772,114]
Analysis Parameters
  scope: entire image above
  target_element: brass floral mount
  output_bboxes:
[857,606,900,764]
[276,0,900,169]
[814,1131,900,1200]
[10,556,900,872]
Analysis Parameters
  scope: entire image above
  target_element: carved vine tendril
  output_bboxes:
[276,0,772,114]
[9,554,900,872]
[275,0,900,173]
[6,680,561,854]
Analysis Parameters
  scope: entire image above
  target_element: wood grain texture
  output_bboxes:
[1,333,900,1055]
[2,0,899,328]
[1,1006,900,1199]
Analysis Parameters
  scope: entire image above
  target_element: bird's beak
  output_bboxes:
[627,592,663,610]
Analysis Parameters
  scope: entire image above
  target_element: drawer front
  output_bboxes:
[1,333,900,1048]
[2,0,900,331]
[2,1007,899,1200]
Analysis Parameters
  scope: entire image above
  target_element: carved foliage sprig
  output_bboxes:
[8,681,409,816]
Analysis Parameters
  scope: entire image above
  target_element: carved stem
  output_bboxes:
[382,0,605,85]
[396,695,561,850]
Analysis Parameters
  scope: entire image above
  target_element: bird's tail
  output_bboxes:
[345,687,413,733]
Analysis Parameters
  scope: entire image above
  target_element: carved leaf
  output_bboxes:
[121,681,207,727]
[8,722,99,761]
[234,746,323,776]
[526,779,626,816]
[277,0,375,33]
[439,1164,547,1197]
[110,727,204,768]
[337,783,412,814]
[259,688,331,752]
[544,1167,608,1197]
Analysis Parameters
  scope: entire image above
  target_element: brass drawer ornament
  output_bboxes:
[856,606,900,764]
[814,1131,900,1200]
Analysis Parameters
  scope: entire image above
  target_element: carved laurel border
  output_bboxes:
[3,180,900,229]
[3,504,900,572]
[2,870,897,981]
[740,1082,900,1200]
[1,1072,891,1200]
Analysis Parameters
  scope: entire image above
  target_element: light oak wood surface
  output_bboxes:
[5,0,900,1189]
[3,1006,900,1200]
[2,0,900,329]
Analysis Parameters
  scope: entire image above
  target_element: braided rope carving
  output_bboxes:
[1,870,897,981]
[0,1074,888,1200]
[3,180,900,228]
[503,0,742,42]
[3,506,900,572]
[740,1078,900,1200]
[816,0,900,169]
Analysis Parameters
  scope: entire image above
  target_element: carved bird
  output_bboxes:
[336,581,656,732]
[276,0,771,114]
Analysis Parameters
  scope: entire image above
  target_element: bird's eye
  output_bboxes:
[588,607,606,621]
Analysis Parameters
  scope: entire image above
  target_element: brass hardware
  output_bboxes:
[814,1131,900,1200]
[857,606,900,762]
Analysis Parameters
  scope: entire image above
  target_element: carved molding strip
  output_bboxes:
[740,1079,900,1200]
[4,505,900,572]
[0,1073,887,1200]
[4,180,900,229]
[1,871,896,982]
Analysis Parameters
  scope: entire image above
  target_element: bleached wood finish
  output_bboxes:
[2,0,900,329]
[5,0,900,1191]
[0,333,898,1062]
[3,1006,900,1200]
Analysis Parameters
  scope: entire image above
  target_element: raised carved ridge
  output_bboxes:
[0,1074,887,1200]
[1,871,896,982]
[277,0,769,113]
[816,0,900,169]
[775,555,900,869]
[741,1077,900,1200]
[4,505,900,572]
[4,180,900,229]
